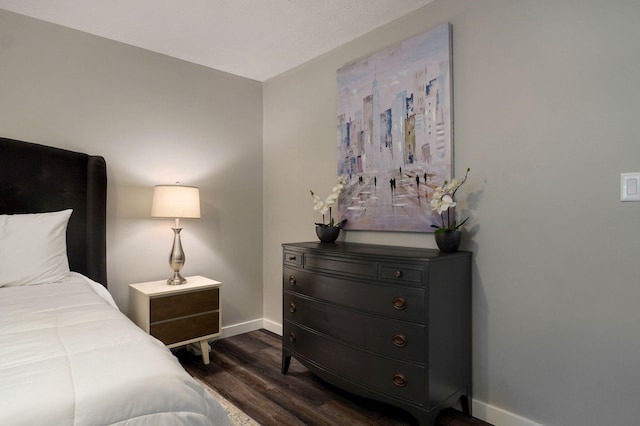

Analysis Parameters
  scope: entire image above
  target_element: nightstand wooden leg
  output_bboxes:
[199,340,210,364]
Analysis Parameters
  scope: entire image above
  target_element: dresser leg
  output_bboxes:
[281,354,291,374]
[460,394,470,417]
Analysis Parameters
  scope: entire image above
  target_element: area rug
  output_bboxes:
[194,377,260,426]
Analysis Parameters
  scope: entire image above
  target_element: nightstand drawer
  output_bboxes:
[151,312,220,345]
[150,288,219,322]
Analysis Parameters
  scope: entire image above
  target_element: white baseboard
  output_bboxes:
[219,319,541,426]
[472,400,543,426]
[220,318,264,338]
[219,318,281,339]
[262,318,282,335]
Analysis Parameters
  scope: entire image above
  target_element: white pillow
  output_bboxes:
[0,209,72,287]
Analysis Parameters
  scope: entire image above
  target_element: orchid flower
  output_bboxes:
[430,168,470,233]
[310,176,347,227]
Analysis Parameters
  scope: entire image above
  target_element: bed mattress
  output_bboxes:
[0,273,230,426]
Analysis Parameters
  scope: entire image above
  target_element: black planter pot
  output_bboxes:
[435,230,461,252]
[315,225,341,243]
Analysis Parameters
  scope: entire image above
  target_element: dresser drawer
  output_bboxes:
[284,321,426,406]
[284,267,425,322]
[304,254,376,279]
[150,288,219,322]
[380,263,425,284]
[283,250,303,267]
[151,312,220,345]
[284,293,426,362]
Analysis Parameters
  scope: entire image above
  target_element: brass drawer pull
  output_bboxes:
[395,270,403,278]
[392,373,407,387]
[392,334,407,348]
[392,296,407,310]
[289,302,296,313]
[288,332,296,343]
[289,275,296,285]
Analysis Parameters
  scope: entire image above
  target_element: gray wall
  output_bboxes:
[0,10,264,327]
[263,0,640,425]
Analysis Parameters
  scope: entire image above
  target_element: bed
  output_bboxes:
[0,137,231,426]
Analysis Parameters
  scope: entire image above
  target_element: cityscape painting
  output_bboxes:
[336,23,453,232]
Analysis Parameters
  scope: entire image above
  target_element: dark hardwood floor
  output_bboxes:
[176,329,491,426]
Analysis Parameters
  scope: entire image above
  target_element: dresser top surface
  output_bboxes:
[282,241,471,261]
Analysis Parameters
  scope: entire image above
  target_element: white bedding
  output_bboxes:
[0,273,231,426]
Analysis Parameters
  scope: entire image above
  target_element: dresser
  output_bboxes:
[129,275,222,364]
[281,242,471,426]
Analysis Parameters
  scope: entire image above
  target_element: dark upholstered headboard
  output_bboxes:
[0,137,108,287]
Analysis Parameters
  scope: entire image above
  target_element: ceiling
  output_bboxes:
[0,0,434,82]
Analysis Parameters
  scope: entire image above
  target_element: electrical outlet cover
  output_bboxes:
[621,173,640,201]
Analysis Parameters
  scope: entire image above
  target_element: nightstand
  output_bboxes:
[129,275,222,364]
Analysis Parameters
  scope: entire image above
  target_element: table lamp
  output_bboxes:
[151,182,201,285]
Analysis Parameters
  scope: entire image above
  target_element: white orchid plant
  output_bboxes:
[430,168,471,234]
[310,176,347,228]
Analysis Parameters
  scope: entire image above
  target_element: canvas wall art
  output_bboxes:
[336,23,453,232]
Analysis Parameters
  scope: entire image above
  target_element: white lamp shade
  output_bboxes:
[151,185,201,219]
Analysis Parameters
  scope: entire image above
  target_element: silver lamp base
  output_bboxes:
[167,271,187,285]
[167,227,188,285]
